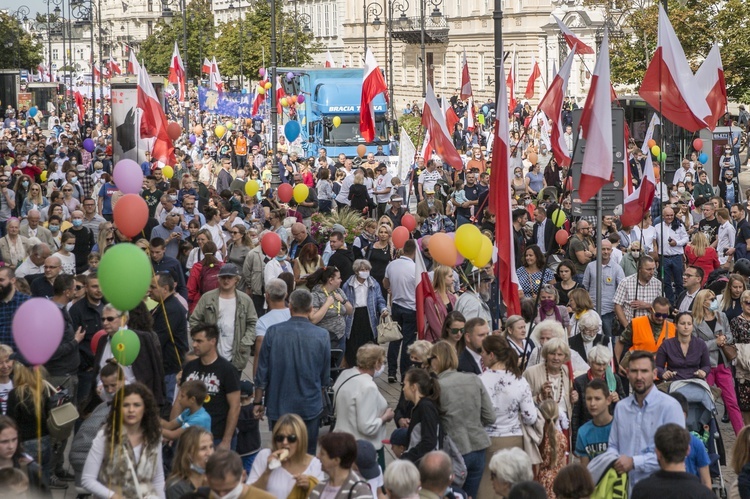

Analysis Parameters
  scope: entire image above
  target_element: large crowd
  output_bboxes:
[0,94,749,499]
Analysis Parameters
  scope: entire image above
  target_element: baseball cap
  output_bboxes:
[383,428,408,447]
[218,263,240,277]
[332,223,346,234]
[355,440,381,480]
[239,380,254,396]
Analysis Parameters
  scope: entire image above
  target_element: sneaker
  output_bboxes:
[722,411,730,424]
[388,375,397,384]
[55,469,76,481]
[48,475,69,489]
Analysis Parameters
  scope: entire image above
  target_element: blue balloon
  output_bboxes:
[699,152,708,164]
[284,120,301,142]
[241,88,247,94]
[482,105,489,114]
[28,106,38,118]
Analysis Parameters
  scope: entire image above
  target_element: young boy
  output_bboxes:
[574,379,614,466]
[670,392,712,489]
[236,380,261,473]
[161,380,211,440]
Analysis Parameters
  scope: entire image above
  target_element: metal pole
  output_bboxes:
[420,0,425,96]
[293,0,298,66]
[388,0,394,123]
[182,0,188,130]
[47,2,52,79]
[98,0,103,123]
[90,13,94,125]
[595,191,603,313]
[363,0,368,54]
[493,0,503,100]
[270,0,279,189]
[239,0,244,90]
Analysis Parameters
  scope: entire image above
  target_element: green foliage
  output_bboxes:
[398,114,423,149]
[0,12,44,70]
[311,209,364,244]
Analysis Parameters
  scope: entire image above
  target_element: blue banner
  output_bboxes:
[198,87,259,118]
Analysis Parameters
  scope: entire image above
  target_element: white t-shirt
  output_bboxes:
[0,380,12,414]
[52,251,77,275]
[256,308,291,337]
[201,223,225,251]
[217,296,237,362]
[374,174,393,204]
[247,448,324,498]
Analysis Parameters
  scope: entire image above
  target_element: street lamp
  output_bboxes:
[289,1,311,66]
[363,1,383,53]
[493,0,503,101]
[269,0,279,189]
[386,0,408,123]
[9,6,30,69]
[161,0,189,130]
[71,0,102,124]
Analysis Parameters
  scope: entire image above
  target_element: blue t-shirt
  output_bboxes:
[98,182,118,215]
[176,406,212,431]
[575,419,613,459]
[686,433,710,476]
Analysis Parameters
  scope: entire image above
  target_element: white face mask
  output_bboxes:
[677,187,686,193]
[631,251,641,258]
[374,364,385,378]
[213,482,243,499]
[358,271,370,280]
[64,244,75,252]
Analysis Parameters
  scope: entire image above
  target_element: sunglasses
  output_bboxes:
[75,285,84,290]
[102,316,120,322]
[743,301,750,306]
[653,312,670,319]
[274,434,298,444]
[449,327,465,335]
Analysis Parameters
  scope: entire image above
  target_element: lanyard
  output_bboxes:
[323,288,342,315]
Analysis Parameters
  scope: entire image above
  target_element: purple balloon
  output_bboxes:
[113,159,144,195]
[286,71,294,81]
[259,68,266,77]
[13,298,64,365]
[189,134,197,144]
[297,94,305,104]
[83,138,95,153]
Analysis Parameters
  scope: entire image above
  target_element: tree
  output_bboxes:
[0,12,43,70]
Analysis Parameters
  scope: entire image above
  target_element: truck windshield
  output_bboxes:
[324,115,388,145]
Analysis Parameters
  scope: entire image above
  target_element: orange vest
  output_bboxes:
[629,315,675,352]
[235,137,248,155]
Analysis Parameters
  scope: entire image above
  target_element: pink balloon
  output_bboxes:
[297,94,305,104]
[693,138,703,151]
[12,298,64,365]
[113,159,145,195]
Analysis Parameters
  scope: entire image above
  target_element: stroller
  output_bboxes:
[668,379,728,498]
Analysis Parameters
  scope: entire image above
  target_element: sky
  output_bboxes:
[2,0,52,19]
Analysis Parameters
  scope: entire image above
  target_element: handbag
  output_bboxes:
[722,343,738,362]
[45,382,79,441]
[377,315,402,344]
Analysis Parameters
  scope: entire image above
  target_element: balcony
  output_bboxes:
[389,14,449,44]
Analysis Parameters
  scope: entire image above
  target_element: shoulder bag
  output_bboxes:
[377,315,402,344]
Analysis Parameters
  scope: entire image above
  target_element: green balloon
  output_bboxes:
[98,243,152,311]
[110,328,141,366]
[659,152,667,162]
[551,209,567,228]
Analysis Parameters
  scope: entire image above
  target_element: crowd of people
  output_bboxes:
[2,93,750,499]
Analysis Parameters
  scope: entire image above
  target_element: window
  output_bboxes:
[52,49,59,60]
[316,5,322,38]
[401,52,406,85]
[147,20,153,36]
[332,1,338,37]
[479,53,485,90]
[324,4,330,37]
[147,0,153,11]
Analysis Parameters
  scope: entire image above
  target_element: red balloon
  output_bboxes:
[113,194,149,238]
[392,226,409,249]
[91,329,107,356]
[278,183,293,203]
[167,122,182,141]
[401,213,416,232]
[693,138,703,151]
[260,231,282,258]
[555,229,569,246]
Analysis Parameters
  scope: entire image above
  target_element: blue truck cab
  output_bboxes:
[278,68,390,157]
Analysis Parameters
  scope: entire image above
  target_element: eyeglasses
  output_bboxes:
[449,327,465,335]
[653,312,670,319]
[44,265,60,270]
[274,433,298,444]
[102,316,120,322]
[743,301,750,306]
[75,285,84,291]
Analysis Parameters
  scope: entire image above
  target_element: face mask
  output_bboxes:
[374,364,385,378]
[49,225,60,232]
[275,255,286,261]
[709,299,720,312]
[169,194,178,202]
[72,219,83,228]
[631,251,640,258]
[21,181,28,188]
[358,271,370,280]
[540,299,556,312]
[64,244,75,252]
[71,160,77,165]
[581,330,597,342]
[685,176,692,183]
[515,172,522,177]
[189,462,206,474]
[71,177,78,183]
[427,199,434,207]
[95,165,102,171]
[251,237,259,246]
[670,191,677,197]
[213,482,243,499]
[524,199,532,206]
[677,187,686,193]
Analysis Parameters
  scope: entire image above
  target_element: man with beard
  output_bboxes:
[455,271,493,325]
[0,267,30,349]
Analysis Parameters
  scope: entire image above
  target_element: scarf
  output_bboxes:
[5,236,24,267]
[98,435,161,499]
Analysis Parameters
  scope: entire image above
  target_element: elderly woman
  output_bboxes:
[656,312,711,382]
[332,344,394,470]
[341,259,388,367]
[311,432,374,498]
[0,219,30,268]
[425,265,458,342]
[568,311,608,362]
[439,311,467,354]
[567,288,601,338]
[504,315,534,369]
[429,341,495,499]
[488,447,534,498]
[693,289,743,434]
[478,336,537,498]
[524,338,578,434]
[527,319,589,377]
[534,285,570,332]
[393,340,433,430]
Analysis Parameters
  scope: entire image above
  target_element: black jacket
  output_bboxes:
[69,298,104,371]
[402,397,440,463]
[151,293,189,375]
[568,333,609,362]
[65,225,95,273]
[328,248,354,283]
[457,349,481,375]
[152,256,188,299]
[532,218,558,255]
[45,304,81,376]
[289,235,316,260]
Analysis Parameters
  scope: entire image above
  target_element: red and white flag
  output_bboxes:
[209,57,224,93]
[138,64,176,166]
[577,29,613,204]
[460,49,473,101]
[168,41,186,102]
[620,149,656,227]
[694,43,727,130]
[74,91,85,124]
[524,55,542,99]
[420,130,432,160]
[202,58,211,74]
[444,97,460,133]
[92,64,101,83]
[359,48,388,142]
[537,46,576,168]
[127,49,139,75]
[251,85,265,115]
[639,5,711,132]
[553,14,595,54]
[276,75,287,114]
[108,57,122,75]
[415,246,439,341]
[466,98,475,131]
[506,50,516,113]
[422,83,464,169]
[490,43,521,317]
[325,50,335,68]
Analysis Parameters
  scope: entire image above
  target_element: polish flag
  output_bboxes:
[74,91,85,124]
[537,46,576,168]
[620,149,656,227]
[444,99,460,133]
[639,5,711,132]
[92,64,101,83]
[420,130,433,160]
[202,58,211,74]
[460,49,473,101]
[108,57,122,75]
[466,98,475,131]
[325,50,335,68]
[506,51,516,113]
[275,75,287,114]
[251,88,265,115]
[168,42,186,102]
[490,42,521,317]
[138,64,176,166]
[422,83,464,169]
[524,55,541,99]
[415,246,439,341]
[209,57,224,93]
[553,14,595,54]
[359,48,388,142]
[577,29,613,204]
[694,43,727,131]
[127,49,139,75]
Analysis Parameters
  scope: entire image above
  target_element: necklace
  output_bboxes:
[545,366,564,404]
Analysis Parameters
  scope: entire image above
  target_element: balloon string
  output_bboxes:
[108,368,125,496]
[34,367,42,482]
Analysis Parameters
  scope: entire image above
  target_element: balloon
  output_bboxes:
[264,81,272,90]
[290,95,297,105]
[113,194,149,238]
[259,67,266,77]
[194,124,203,135]
[551,209,567,228]
[83,138,95,152]
[482,105,489,114]
[260,231,281,258]
[555,229,569,246]
[392,226,409,249]
[215,125,226,138]
[286,71,294,81]
[226,121,234,130]
[693,138,703,150]
[167,122,181,141]
[284,120,301,142]
[528,152,538,165]
[698,153,708,164]
[332,116,342,128]
[241,88,247,94]
[28,106,38,117]
[448,233,465,266]
[297,94,305,104]
[651,145,660,156]
[401,213,416,232]
[12,298,64,365]
[357,144,367,157]
[110,328,141,366]
[245,180,260,197]
[428,233,458,267]
[280,97,289,107]
[91,329,107,356]
[162,165,174,179]
[257,86,266,95]
[98,243,152,311]
[647,139,656,148]
[40,171,47,182]
[455,223,481,259]
[659,151,667,162]
[471,236,493,268]
[246,118,253,126]
[112,159,144,195]
[189,134,196,144]
[293,183,309,203]
[278,183,293,203]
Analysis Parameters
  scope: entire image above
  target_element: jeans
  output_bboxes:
[387,303,417,381]
[242,451,259,474]
[708,363,744,435]
[165,374,178,405]
[269,416,320,455]
[47,374,78,475]
[461,449,486,499]
[662,254,684,305]
[601,312,615,340]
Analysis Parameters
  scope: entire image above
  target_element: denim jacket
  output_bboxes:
[342,275,388,340]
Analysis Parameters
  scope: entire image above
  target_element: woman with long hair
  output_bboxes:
[0,415,49,494]
[348,172,371,215]
[92,221,114,253]
[719,274,747,323]
[226,224,253,289]
[439,311,466,354]
[353,219,378,260]
[20,183,48,217]
[424,265,458,342]
[656,312,710,382]
[685,232,719,286]
[186,228,224,270]
[293,242,323,287]
[187,241,224,314]
[400,368,442,465]
[517,245,554,300]
[165,426,214,499]
[6,364,53,472]
[81,382,165,498]
[366,224,394,299]
[553,260,581,307]
[567,288,601,338]
[12,174,32,217]
[536,399,568,498]
[60,182,81,214]
[308,266,354,351]
[731,426,750,497]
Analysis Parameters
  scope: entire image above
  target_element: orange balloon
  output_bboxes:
[528,152,538,165]
[428,233,457,267]
[113,194,149,238]
[401,213,416,232]
[392,226,410,249]
[555,229,569,246]
[648,139,656,148]
[193,124,203,135]
[246,118,253,126]
[357,144,367,157]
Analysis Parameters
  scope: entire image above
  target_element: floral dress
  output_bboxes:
[731,315,750,410]
[537,426,568,499]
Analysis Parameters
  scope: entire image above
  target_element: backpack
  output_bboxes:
[199,263,222,294]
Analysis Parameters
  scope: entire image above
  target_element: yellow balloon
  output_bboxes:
[215,125,226,138]
[455,223,481,260]
[471,236,493,268]
[280,97,289,107]
[162,165,174,179]
[257,87,266,95]
[40,170,47,182]
[651,145,660,157]
[264,81,272,90]
[245,180,260,197]
[332,116,342,128]
[226,121,234,130]
[293,183,309,204]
